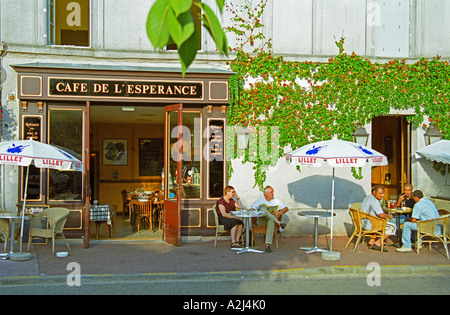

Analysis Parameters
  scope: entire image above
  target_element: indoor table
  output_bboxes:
[232,210,265,254]
[297,210,335,254]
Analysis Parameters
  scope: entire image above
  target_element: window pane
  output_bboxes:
[48,109,83,201]
[52,0,90,46]
[208,120,224,198]
[181,113,201,199]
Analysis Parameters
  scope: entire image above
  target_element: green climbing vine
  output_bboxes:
[225,0,450,190]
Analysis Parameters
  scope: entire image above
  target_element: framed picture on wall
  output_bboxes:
[103,139,128,166]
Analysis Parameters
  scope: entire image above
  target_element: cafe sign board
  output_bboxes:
[48,77,203,100]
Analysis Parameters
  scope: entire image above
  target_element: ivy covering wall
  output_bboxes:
[225,1,449,190]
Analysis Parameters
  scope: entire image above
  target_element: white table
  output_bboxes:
[232,210,265,254]
[0,213,27,260]
[298,210,335,254]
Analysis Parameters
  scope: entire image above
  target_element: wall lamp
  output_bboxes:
[424,122,442,146]
[352,124,369,146]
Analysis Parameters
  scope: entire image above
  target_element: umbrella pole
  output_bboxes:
[322,167,340,260]
[330,168,335,252]
[19,166,29,253]
[11,166,32,261]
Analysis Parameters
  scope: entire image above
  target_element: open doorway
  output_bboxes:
[371,116,412,200]
[88,104,165,240]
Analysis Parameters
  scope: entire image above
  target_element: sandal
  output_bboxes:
[231,242,241,249]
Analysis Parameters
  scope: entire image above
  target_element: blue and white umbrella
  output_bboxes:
[0,138,82,258]
[286,137,388,259]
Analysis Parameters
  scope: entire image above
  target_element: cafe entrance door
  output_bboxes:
[371,116,412,199]
[164,104,183,246]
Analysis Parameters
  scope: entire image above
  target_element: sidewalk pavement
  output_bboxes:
[1,236,450,285]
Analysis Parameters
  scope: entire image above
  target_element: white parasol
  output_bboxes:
[415,139,450,197]
[286,136,388,260]
[0,138,82,260]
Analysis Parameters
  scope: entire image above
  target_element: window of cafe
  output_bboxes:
[167,111,202,200]
[48,107,84,201]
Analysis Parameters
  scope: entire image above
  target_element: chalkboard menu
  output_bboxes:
[23,116,41,141]
[208,120,225,198]
[139,138,163,176]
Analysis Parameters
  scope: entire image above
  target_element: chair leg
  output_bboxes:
[353,235,363,252]
[214,227,218,248]
[345,233,356,249]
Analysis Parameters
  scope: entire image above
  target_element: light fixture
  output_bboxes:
[221,105,227,116]
[38,102,44,113]
[424,122,442,146]
[352,124,369,146]
[236,126,251,150]
[205,105,213,116]
[21,101,28,112]
[121,106,135,112]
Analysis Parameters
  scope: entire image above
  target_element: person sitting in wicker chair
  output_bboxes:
[360,185,395,252]
[396,190,440,253]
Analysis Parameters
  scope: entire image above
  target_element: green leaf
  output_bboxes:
[178,26,200,76]
[215,0,225,12]
[167,9,195,47]
[146,0,171,50]
[168,0,193,17]
[201,3,228,56]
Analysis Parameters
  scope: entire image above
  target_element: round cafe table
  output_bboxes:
[383,207,412,244]
[0,213,28,260]
[232,210,265,254]
[297,210,335,254]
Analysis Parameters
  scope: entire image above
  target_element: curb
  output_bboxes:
[1,265,450,286]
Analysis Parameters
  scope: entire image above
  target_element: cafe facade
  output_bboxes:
[11,62,234,247]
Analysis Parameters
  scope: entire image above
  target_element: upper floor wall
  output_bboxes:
[1,0,449,61]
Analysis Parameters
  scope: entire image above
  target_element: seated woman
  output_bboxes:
[216,185,244,249]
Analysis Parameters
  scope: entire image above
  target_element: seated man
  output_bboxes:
[250,186,288,253]
[360,185,395,252]
[396,190,439,253]
[392,183,416,226]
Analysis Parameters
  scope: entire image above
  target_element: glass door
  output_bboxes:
[164,104,183,246]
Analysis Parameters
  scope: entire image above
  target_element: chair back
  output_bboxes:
[212,204,219,226]
[418,214,449,237]
[357,209,386,232]
[36,207,70,233]
[348,207,361,232]
[133,200,152,216]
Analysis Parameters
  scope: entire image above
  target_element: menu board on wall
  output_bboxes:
[23,116,41,141]
[139,138,163,176]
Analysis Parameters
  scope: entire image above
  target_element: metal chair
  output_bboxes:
[417,214,449,259]
[27,207,71,255]
[212,204,227,248]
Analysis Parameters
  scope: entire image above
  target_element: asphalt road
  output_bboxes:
[1,275,449,296]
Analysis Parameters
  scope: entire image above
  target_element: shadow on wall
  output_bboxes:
[287,175,366,209]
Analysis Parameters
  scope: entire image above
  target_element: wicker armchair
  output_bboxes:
[345,207,362,252]
[417,214,449,259]
[251,216,285,248]
[345,207,387,253]
[27,207,71,254]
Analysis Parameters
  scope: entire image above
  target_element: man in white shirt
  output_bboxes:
[250,186,288,253]
[360,185,395,252]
